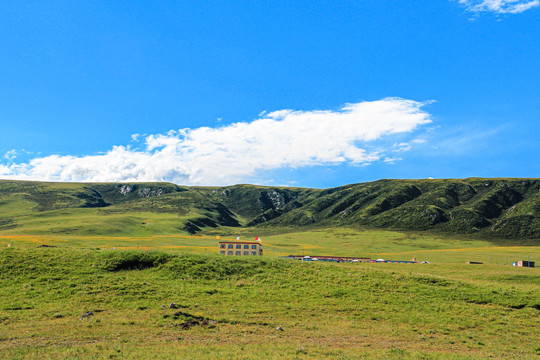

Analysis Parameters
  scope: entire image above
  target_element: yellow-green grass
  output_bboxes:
[207,227,539,265]
[1,226,538,265]
[1,207,191,236]
[0,234,217,252]
[1,249,539,359]
[265,231,539,265]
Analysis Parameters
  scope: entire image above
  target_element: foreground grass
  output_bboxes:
[1,249,538,359]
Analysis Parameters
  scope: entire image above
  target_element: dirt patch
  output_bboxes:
[165,311,216,330]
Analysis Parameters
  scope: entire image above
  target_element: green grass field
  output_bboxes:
[2,226,537,265]
[0,226,539,359]
[1,179,539,358]
[0,248,538,359]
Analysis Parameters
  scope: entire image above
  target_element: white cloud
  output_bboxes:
[383,157,403,164]
[392,142,412,153]
[3,149,17,162]
[0,98,433,186]
[456,0,540,14]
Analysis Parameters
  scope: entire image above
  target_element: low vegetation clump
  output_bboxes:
[100,250,174,272]
[0,247,538,359]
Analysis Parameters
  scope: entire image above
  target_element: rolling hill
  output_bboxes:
[0,178,539,239]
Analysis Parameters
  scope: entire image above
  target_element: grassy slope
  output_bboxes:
[0,180,244,236]
[0,249,538,359]
[2,178,540,241]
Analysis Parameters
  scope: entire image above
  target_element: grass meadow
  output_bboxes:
[2,226,538,265]
[0,226,539,359]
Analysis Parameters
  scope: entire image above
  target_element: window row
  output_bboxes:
[220,251,259,256]
[220,244,258,249]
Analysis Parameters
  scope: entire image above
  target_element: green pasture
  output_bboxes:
[0,249,538,359]
[0,207,199,237]
[1,225,538,266]
[262,228,540,265]
[2,179,539,358]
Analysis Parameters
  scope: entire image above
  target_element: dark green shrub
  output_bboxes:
[100,251,174,271]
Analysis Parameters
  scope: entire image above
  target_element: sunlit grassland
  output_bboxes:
[0,249,538,359]
[3,179,540,358]
[0,207,199,237]
[202,227,540,265]
[1,225,538,265]
[1,207,539,358]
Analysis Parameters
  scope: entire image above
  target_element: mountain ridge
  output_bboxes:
[0,178,538,240]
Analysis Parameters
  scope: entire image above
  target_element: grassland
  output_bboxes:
[0,248,538,359]
[2,227,539,265]
[1,179,539,358]
[0,226,539,359]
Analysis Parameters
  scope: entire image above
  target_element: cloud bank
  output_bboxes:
[457,0,540,14]
[1,98,432,186]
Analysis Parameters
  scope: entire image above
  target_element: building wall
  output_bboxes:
[219,242,262,256]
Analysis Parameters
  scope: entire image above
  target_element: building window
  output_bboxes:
[236,251,241,255]
[243,251,249,255]
[252,245,257,249]
[236,244,241,249]
[251,251,257,255]
[228,244,233,249]
[220,244,225,248]
[220,251,225,254]
[244,245,249,249]
[228,251,233,255]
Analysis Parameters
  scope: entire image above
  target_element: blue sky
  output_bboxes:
[1,1,539,188]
